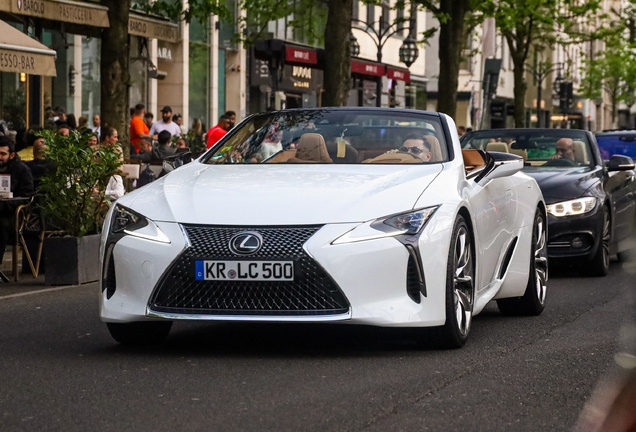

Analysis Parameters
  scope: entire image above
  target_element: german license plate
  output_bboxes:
[194,260,294,281]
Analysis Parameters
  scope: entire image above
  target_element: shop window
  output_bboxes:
[189,18,211,129]
[0,73,26,132]
[129,37,147,110]
[82,37,101,121]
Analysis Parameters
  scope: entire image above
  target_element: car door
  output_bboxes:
[466,175,516,291]
[604,167,636,243]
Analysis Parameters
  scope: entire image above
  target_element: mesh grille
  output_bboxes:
[106,255,117,299]
[406,254,421,303]
[149,226,350,316]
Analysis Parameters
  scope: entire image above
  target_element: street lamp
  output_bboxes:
[525,61,563,128]
[349,33,360,57]
[351,12,419,106]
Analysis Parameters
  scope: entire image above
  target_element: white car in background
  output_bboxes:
[100,108,546,348]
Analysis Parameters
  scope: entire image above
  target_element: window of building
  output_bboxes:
[190,17,212,129]
[81,37,101,120]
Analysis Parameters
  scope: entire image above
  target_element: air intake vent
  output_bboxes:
[102,244,117,299]
[405,245,426,303]
[498,237,518,279]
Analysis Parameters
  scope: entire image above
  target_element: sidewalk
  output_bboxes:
[0,248,48,297]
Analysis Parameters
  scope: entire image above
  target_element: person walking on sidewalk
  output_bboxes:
[149,106,182,138]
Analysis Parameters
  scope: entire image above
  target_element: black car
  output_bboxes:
[462,128,636,276]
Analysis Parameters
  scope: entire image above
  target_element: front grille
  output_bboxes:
[149,226,350,316]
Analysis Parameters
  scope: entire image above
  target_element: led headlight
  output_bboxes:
[333,207,438,245]
[110,205,170,243]
[546,197,596,217]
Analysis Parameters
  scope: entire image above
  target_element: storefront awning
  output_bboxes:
[351,59,385,76]
[0,21,56,76]
[387,67,410,83]
[0,0,109,27]
[128,12,180,43]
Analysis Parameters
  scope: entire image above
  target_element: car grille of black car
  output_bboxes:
[148,225,350,316]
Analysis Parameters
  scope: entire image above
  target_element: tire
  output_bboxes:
[107,321,173,346]
[585,205,610,277]
[497,209,548,316]
[424,215,474,349]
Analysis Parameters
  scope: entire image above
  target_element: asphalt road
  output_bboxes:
[0,261,634,432]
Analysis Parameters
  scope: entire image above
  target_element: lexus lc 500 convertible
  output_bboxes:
[100,108,546,348]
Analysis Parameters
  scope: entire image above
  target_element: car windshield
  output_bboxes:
[595,134,636,161]
[461,130,594,168]
[202,110,449,165]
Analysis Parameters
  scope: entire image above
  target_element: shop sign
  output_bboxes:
[351,60,385,77]
[285,46,317,65]
[9,0,109,27]
[0,48,56,76]
[128,15,179,43]
[157,45,172,60]
[250,57,322,93]
[386,67,410,83]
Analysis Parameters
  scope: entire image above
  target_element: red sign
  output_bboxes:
[351,60,386,76]
[285,46,317,65]
[387,67,411,83]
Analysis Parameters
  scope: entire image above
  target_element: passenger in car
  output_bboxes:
[363,133,433,163]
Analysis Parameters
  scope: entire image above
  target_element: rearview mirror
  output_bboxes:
[162,151,193,174]
[476,152,524,186]
[607,155,635,172]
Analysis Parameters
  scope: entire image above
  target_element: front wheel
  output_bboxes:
[107,321,173,346]
[424,215,474,349]
[497,209,548,316]
[585,205,610,277]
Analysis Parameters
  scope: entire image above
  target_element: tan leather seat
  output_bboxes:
[362,151,424,164]
[462,149,485,172]
[509,148,528,162]
[424,135,443,162]
[486,142,509,153]
[266,149,297,163]
[287,133,333,163]
[572,140,589,164]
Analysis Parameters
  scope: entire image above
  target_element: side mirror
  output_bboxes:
[607,155,635,172]
[162,151,193,173]
[476,151,524,186]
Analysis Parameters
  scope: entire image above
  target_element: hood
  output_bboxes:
[522,166,601,203]
[122,162,443,225]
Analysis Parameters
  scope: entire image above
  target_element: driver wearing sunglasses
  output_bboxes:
[399,134,432,162]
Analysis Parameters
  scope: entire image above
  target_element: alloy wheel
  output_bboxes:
[453,227,474,337]
[601,209,610,269]
[534,216,548,306]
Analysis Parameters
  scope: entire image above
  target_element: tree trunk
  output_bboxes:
[323,0,353,107]
[512,56,527,128]
[101,0,131,158]
[436,0,469,119]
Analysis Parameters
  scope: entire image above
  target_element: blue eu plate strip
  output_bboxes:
[195,261,204,280]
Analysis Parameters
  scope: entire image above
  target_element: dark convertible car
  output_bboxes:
[462,129,636,276]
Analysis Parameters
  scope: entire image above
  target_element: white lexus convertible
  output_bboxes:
[100,108,546,348]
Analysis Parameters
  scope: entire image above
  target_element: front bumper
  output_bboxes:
[99,217,454,328]
[546,207,603,259]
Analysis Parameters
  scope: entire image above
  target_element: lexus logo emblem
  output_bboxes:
[229,231,263,255]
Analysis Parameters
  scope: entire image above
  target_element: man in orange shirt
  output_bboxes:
[130,104,150,153]
[206,115,231,149]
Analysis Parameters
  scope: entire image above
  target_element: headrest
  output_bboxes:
[572,140,589,164]
[486,142,509,153]
[509,148,528,162]
[423,135,443,162]
[287,133,333,163]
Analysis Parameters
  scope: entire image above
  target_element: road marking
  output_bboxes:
[0,284,88,300]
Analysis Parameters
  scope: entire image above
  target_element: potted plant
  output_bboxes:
[37,130,123,285]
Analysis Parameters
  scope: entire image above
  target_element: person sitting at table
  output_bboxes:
[25,134,56,190]
[0,135,34,263]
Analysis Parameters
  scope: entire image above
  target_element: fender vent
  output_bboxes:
[498,237,518,280]
[406,245,426,303]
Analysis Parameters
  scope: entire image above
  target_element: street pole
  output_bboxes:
[537,76,542,128]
